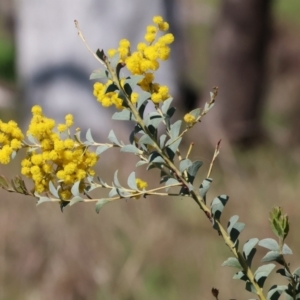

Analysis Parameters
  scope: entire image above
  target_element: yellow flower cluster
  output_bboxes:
[93,81,124,109]
[0,120,24,164]
[21,105,98,200]
[183,113,196,125]
[132,178,148,200]
[93,15,174,106]
[136,178,148,190]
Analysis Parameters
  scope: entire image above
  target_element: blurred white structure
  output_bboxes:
[16,0,179,137]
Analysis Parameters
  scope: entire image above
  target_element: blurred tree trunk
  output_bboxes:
[203,0,272,145]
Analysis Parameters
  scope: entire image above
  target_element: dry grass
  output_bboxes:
[0,140,299,300]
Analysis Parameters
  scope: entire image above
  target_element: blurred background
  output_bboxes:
[0,0,300,299]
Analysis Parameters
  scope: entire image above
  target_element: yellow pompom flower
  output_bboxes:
[137,42,147,52]
[65,114,74,127]
[31,105,43,115]
[158,21,169,31]
[136,178,148,190]
[119,39,130,48]
[107,49,117,57]
[31,154,43,165]
[184,113,196,124]
[144,33,156,43]
[151,93,162,104]
[57,124,67,132]
[64,139,74,149]
[153,15,164,25]
[146,25,157,34]
[0,146,12,164]
[10,139,22,150]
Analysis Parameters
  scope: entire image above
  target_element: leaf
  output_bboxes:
[151,156,165,164]
[245,282,257,294]
[71,181,81,196]
[90,68,110,80]
[282,243,292,255]
[149,152,162,163]
[267,285,287,300]
[145,112,162,129]
[0,175,9,189]
[211,195,229,220]
[170,120,182,139]
[27,133,38,144]
[36,196,52,206]
[161,97,173,114]
[108,130,121,146]
[160,134,167,148]
[293,267,300,278]
[96,145,110,155]
[139,134,155,146]
[243,238,259,267]
[121,144,141,155]
[11,178,23,194]
[113,170,121,188]
[227,215,245,243]
[127,172,137,190]
[188,108,201,120]
[60,200,69,211]
[276,268,292,279]
[110,52,120,69]
[69,196,84,206]
[105,83,118,93]
[165,178,180,191]
[95,199,109,213]
[254,264,276,288]
[116,188,131,198]
[149,113,163,128]
[136,160,148,167]
[166,107,176,119]
[49,181,60,198]
[222,257,242,269]
[261,251,283,264]
[112,110,135,121]
[86,128,95,143]
[204,100,215,113]
[74,130,82,143]
[165,137,182,161]
[187,160,203,184]
[137,91,150,110]
[199,178,212,204]
[199,178,212,197]
[147,162,163,171]
[233,271,248,281]
[96,49,105,61]
[11,150,17,160]
[109,187,118,198]
[179,159,193,173]
[125,75,144,90]
[258,238,279,251]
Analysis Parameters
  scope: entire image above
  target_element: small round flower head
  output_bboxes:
[119,39,130,48]
[158,21,169,31]
[184,113,196,124]
[107,49,117,58]
[31,105,43,115]
[65,114,74,127]
[153,15,164,25]
[144,33,156,43]
[136,178,148,190]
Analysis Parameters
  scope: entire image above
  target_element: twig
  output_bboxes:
[207,139,221,178]
[74,20,106,66]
